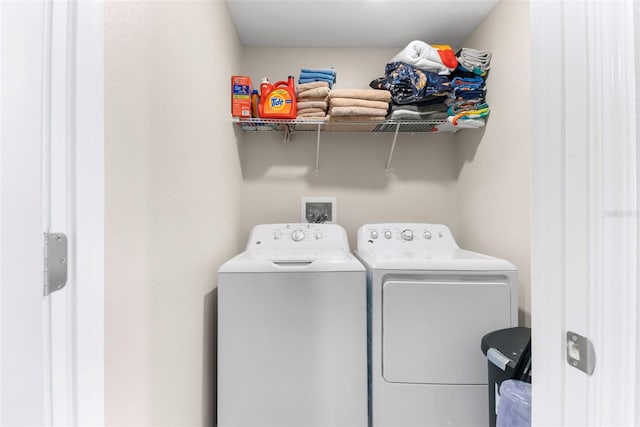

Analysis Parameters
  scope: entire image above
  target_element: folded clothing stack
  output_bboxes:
[456,48,492,77]
[370,62,451,105]
[366,41,492,128]
[450,76,486,101]
[387,102,449,121]
[296,81,330,119]
[445,49,492,127]
[298,67,336,88]
[447,101,489,128]
[327,89,391,123]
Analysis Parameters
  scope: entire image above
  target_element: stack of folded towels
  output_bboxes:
[296,81,330,120]
[298,67,336,88]
[327,89,392,123]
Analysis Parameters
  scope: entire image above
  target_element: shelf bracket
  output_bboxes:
[283,124,294,143]
[314,123,321,175]
[385,122,401,175]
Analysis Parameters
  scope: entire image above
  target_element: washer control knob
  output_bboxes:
[370,230,378,239]
[315,232,323,240]
[291,229,305,242]
[274,232,282,240]
[424,231,432,239]
[401,229,414,241]
[384,230,392,239]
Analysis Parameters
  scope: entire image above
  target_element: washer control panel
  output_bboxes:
[358,223,459,251]
[247,223,349,250]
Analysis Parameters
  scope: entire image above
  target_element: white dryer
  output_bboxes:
[218,223,367,427]
[355,223,518,427]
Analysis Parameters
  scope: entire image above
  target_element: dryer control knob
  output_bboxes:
[370,230,378,239]
[315,232,323,240]
[424,231,432,239]
[384,230,392,239]
[401,229,414,241]
[291,229,305,242]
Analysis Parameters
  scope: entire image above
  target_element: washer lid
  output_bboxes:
[355,223,516,271]
[356,247,516,271]
[218,248,365,273]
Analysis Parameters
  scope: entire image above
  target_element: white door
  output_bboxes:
[531,0,639,425]
[0,1,104,425]
[0,1,49,424]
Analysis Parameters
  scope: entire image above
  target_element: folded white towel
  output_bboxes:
[390,40,450,75]
[329,97,389,110]
[328,89,391,102]
[297,100,328,110]
[297,107,325,115]
[296,81,329,94]
[458,48,492,71]
[297,87,330,99]
[329,106,388,117]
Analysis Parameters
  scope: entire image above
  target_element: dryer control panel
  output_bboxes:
[247,223,350,251]
[357,223,459,251]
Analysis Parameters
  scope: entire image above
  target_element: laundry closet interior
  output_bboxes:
[105,0,531,425]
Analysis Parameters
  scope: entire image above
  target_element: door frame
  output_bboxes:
[62,1,105,424]
[530,0,638,424]
[0,1,104,424]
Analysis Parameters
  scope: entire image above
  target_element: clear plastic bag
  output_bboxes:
[497,379,531,427]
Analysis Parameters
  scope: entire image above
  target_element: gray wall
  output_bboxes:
[239,47,459,247]
[104,1,532,424]
[105,1,243,424]
[454,0,532,325]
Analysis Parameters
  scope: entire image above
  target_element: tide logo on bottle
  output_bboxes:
[269,94,285,110]
[267,90,292,112]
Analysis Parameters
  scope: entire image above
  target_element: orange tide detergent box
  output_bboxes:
[231,76,252,118]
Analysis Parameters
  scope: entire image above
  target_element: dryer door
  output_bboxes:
[382,279,512,384]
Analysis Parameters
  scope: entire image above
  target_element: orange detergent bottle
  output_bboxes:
[258,76,297,119]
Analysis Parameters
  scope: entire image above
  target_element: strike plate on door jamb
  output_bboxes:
[566,331,596,375]
[44,232,68,296]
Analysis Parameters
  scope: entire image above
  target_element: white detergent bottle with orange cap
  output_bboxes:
[258,76,297,119]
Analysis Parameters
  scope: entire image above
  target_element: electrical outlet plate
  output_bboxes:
[301,197,337,224]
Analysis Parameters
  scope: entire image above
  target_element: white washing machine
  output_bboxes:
[355,223,518,427]
[217,223,367,427]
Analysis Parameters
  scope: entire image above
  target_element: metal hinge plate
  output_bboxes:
[44,232,68,296]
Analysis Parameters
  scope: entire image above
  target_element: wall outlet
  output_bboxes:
[301,197,336,223]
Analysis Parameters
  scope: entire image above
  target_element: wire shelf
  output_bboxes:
[232,117,459,134]
[231,116,478,175]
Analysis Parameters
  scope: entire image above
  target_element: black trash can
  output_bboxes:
[481,327,531,427]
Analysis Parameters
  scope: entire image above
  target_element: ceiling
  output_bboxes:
[226,0,500,49]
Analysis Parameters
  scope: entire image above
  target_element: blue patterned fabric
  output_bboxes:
[370,62,451,105]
